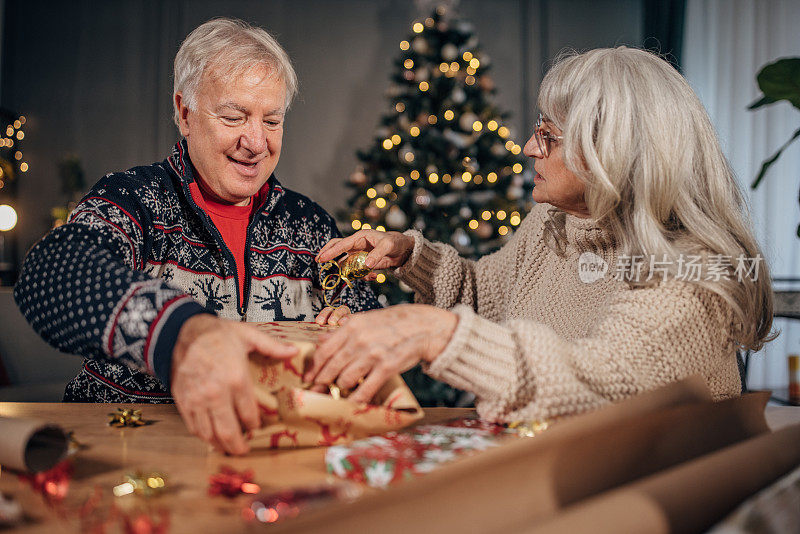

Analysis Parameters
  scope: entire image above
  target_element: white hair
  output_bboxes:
[172,17,298,126]
[538,47,774,351]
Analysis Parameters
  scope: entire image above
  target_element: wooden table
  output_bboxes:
[0,404,472,532]
[0,403,797,533]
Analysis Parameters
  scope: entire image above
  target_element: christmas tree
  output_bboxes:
[340,5,534,406]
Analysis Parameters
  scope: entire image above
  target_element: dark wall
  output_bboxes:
[1,0,642,256]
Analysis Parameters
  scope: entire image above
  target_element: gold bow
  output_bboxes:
[320,251,372,308]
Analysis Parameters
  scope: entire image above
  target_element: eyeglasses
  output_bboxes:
[534,113,563,157]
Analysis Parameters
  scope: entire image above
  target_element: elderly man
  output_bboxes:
[13,18,378,454]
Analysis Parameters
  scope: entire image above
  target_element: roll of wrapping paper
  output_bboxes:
[0,416,68,472]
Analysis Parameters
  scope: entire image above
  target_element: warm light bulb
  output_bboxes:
[404,152,415,162]
[395,102,405,112]
[487,120,498,131]
[481,211,491,220]
[498,127,510,138]
[351,219,362,230]
[376,225,386,232]
[13,121,20,129]
[439,62,449,73]
[469,58,480,69]
[400,40,410,50]
[512,163,523,173]
[468,219,479,230]
[391,134,401,145]
[0,204,18,231]
[428,173,439,183]
[442,173,451,183]
[19,116,25,124]
[498,226,509,236]
[404,59,414,69]
[5,127,12,136]
[472,121,483,132]
[511,144,521,155]
[487,172,498,183]
[14,151,22,160]
[510,214,521,226]
[15,131,23,140]
[465,76,475,85]
[413,22,424,33]
[375,198,386,208]
[367,188,377,198]
[450,62,460,72]
[463,51,473,61]
[382,139,393,150]
[409,126,420,137]
[425,17,434,27]
[444,110,454,120]
[427,115,437,125]
[461,172,472,182]
[497,210,507,221]
[419,81,429,91]
[362,223,372,230]
[19,162,28,172]
[376,273,386,283]
[396,176,406,186]
[474,175,483,184]
[505,140,515,150]
[466,66,476,76]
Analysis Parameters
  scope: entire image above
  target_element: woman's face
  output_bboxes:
[523,119,591,218]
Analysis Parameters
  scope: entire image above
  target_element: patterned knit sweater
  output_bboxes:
[14,140,379,402]
[396,203,741,422]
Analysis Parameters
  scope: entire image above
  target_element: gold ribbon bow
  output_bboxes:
[108,408,147,428]
[320,251,372,308]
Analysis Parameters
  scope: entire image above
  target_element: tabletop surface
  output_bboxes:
[0,403,797,533]
[0,403,473,532]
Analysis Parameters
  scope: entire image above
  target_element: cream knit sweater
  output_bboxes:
[396,203,741,422]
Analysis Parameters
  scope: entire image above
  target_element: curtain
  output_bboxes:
[683,0,800,390]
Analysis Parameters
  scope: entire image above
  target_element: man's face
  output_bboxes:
[176,64,286,206]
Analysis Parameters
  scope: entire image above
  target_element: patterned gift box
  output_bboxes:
[325,418,516,488]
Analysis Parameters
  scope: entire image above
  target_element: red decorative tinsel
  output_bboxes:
[18,459,74,503]
[208,465,260,498]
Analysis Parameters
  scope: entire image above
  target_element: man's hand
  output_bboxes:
[171,314,298,455]
[315,305,351,326]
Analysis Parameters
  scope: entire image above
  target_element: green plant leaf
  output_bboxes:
[747,95,777,110]
[756,58,800,110]
[751,126,800,189]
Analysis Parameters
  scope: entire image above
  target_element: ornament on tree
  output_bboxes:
[385,206,408,229]
[476,221,493,239]
[441,43,458,61]
[459,112,479,132]
[459,206,472,219]
[451,228,470,249]
[414,189,432,208]
[349,168,367,187]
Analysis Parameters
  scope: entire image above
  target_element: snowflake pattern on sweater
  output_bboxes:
[14,139,379,403]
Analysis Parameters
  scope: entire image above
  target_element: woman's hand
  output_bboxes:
[304,304,458,404]
[314,305,351,326]
[316,230,415,271]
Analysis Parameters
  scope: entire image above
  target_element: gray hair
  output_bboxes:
[538,47,774,351]
[173,17,298,126]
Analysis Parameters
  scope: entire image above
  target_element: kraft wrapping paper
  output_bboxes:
[247,322,423,448]
[265,378,790,533]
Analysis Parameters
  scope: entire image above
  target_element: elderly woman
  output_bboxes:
[309,47,774,422]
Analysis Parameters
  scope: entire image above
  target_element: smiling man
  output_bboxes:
[13,18,378,455]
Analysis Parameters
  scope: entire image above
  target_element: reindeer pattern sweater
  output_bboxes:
[14,140,379,402]
[396,203,741,422]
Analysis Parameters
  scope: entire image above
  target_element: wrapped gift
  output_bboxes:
[325,417,516,488]
[247,322,424,449]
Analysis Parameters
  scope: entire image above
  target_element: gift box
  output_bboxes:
[247,322,424,449]
[325,417,516,488]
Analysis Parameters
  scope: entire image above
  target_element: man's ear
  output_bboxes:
[174,92,191,137]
